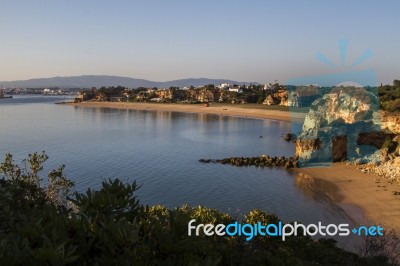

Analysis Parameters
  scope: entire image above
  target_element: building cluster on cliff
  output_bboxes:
[74,79,400,113]
[74,83,323,107]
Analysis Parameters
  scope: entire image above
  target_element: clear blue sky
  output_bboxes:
[0,0,399,84]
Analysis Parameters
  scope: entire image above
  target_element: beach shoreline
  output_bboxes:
[293,163,400,232]
[64,101,305,122]
[64,101,400,232]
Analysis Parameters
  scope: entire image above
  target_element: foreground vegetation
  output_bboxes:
[0,153,396,265]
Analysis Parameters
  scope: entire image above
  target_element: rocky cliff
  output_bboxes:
[295,87,386,166]
[262,90,300,107]
[381,112,400,134]
[141,88,228,103]
[185,88,217,102]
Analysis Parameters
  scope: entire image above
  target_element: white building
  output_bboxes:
[263,83,274,90]
[228,88,243,93]
[219,83,231,89]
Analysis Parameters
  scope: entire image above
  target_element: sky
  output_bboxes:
[0,0,399,84]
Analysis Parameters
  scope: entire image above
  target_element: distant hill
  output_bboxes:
[0,75,257,89]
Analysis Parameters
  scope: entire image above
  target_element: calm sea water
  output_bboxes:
[0,96,356,236]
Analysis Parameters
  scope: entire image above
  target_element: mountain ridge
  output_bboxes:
[0,75,258,88]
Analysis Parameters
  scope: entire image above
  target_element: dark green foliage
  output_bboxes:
[379,81,400,112]
[96,86,127,101]
[203,84,215,90]
[0,153,394,265]
[134,87,148,93]
[257,92,266,104]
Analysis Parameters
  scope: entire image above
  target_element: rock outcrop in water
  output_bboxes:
[282,133,296,142]
[199,155,299,168]
[294,87,388,166]
[200,87,400,170]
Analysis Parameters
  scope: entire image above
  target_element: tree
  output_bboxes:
[204,84,215,90]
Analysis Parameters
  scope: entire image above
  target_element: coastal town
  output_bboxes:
[73,82,313,106]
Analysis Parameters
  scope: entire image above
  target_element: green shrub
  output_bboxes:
[0,153,393,265]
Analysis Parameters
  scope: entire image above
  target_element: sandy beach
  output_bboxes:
[293,163,400,231]
[65,101,305,122]
[65,101,400,232]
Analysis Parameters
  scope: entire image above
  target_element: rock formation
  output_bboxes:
[262,90,300,107]
[295,87,385,166]
[199,155,299,168]
[381,112,400,134]
[144,88,224,103]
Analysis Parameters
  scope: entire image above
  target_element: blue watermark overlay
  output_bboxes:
[286,39,381,167]
[188,219,384,241]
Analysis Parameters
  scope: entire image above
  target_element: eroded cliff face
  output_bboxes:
[295,88,384,166]
[262,90,299,107]
[186,88,217,102]
[358,133,400,184]
[381,112,400,134]
[301,90,375,132]
[144,88,226,103]
[295,138,321,159]
[263,90,287,105]
[152,89,175,100]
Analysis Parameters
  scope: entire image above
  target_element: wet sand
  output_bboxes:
[294,163,400,232]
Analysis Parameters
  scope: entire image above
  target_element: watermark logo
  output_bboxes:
[188,219,384,241]
[286,39,381,167]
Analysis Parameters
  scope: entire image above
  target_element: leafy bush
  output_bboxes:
[0,153,395,265]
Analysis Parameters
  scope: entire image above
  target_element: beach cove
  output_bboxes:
[66,101,400,232]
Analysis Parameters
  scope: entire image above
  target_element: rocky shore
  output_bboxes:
[359,157,400,187]
[199,155,299,168]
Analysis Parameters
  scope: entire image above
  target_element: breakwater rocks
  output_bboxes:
[199,155,299,168]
